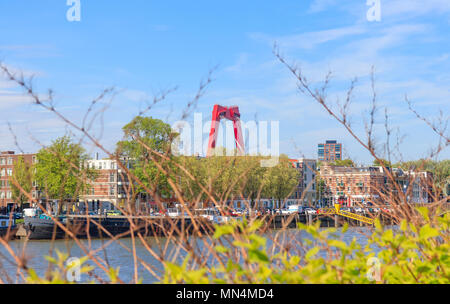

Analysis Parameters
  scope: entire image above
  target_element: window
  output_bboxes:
[0,158,5,165]
[0,192,4,199]
[111,162,116,170]
[6,191,11,199]
[0,181,3,188]
[32,156,37,163]
[7,169,12,176]
[0,169,4,177]
[98,162,102,170]
[109,172,115,182]
[7,158,13,165]
[109,185,115,196]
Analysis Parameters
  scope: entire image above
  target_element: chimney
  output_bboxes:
[95,152,99,160]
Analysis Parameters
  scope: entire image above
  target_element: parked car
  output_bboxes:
[226,210,240,217]
[281,205,304,215]
[304,208,317,215]
[280,208,290,215]
[234,208,245,215]
[353,207,364,213]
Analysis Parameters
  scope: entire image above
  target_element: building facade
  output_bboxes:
[79,157,171,214]
[319,164,386,207]
[289,158,317,206]
[318,140,342,162]
[80,158,120,212]
[0,151,39,209]
[319,164,433,206]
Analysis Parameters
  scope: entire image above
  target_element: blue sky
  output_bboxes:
[0,0,449,164]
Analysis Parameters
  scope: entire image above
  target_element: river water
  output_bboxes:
[0,226,377,283]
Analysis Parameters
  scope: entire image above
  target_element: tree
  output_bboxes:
[373,158,392,167]
[35,136,93,213]
[329,159,355,167]
[10,156,33,208]
[238,156,268,209]
[116,116,178,205]
[315,176,326,206]
[176,156,204,203]
[264,157,300,209]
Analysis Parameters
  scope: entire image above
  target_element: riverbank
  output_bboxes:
[10,212,395,240]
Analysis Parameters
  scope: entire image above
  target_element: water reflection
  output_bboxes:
[0,226,378,283]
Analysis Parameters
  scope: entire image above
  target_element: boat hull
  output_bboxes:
[0,227,18,240]
[23,216,209,240]
[24,217,67,240]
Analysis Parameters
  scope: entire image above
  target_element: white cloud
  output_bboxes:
[307,0,340,13]
[0,93,33,110]
[250,25,366,50]
[382,0,450,18]
[225,53,249,73]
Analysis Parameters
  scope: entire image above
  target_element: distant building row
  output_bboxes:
[0,150,434,211]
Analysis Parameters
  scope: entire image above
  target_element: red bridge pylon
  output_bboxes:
[206,104,244,157]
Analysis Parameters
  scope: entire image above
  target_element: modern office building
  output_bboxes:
[318,140,342,162]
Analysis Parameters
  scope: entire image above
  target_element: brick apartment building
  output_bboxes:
[319,164,386,206]
[0,151,40,210]
[319,164,433,206]
[318,140,342,162]
[79,158,120,213]
[79,156,172,213]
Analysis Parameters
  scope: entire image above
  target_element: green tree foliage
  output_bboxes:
[373,158,392,167]
[35,136,93,209]
[163,209,450,284]
[263,156,300,208]
[238,156,269,209]
[176,154,300,209]
[116,116,178,200]
[10,156,33,207]
[315,177,326,204]
[332,159,355,167]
